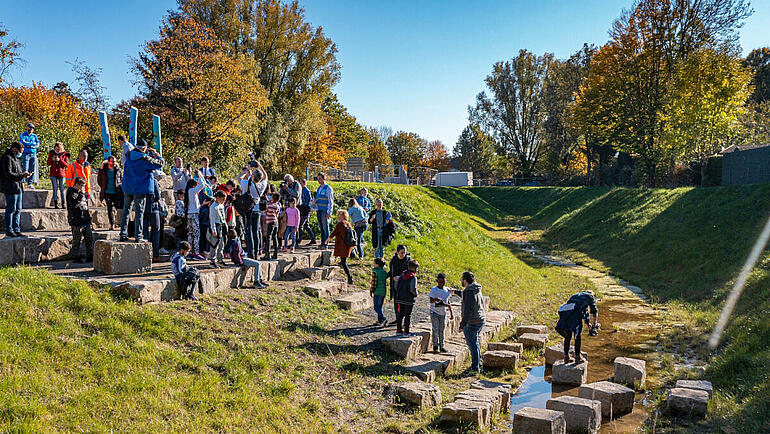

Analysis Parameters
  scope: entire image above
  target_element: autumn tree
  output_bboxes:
[744,47,770,104]
[68,58,110,112]
[365,127,391,170]
[386,131,426,168]
[454,124,499,178]
[0,24,22,84]
[421,140,451,171]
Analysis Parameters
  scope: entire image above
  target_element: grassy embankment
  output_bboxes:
[0,183,593,433]
[471,185,770,432]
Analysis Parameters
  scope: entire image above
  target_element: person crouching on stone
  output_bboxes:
[171,241,204,300]
[555,290,598,364]
[66,177,93,263]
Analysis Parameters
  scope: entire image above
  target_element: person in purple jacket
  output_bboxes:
[225,229,268,288]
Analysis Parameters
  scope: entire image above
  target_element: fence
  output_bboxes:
[721,145,770,186]
[306,163,438,185]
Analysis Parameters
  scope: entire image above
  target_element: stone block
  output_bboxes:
[667,388,709,417]
[382,334,426,360]
[93,240,152,274]
[518,333,548,349]
[546,395,601,434]
[552,360,588,386]
[482,350,519,369]
[301,266,338,280]
[613,357,646,389]
[517,324,549,336]
[276,254,310,275]
[545,344,588,366]
[261,259,281,280]
[470,379,512,410]
[0,189,52,209]
[305,250,324,267]
[578,381,635,418]
[395,382,441,408]
[455,389,503,414]
[487,342,523,354]
[675,380,713,398]
[404,360,445,382]
[335,290,373,312]
[304,280,347,299]
[440,399,492,427]
[512,407,566,434]
[321,250,332,266]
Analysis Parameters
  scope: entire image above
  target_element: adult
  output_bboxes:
[170,157,190,192]
[368,199,393,259]
[347,198,367,259]
[183,176,206,259]
[19,123,39,187]
[65,177,93,263]
[356,187,372,213]
[199,156,215,178]
[143,177,166,261]
[238,161,268,258]
[280,174,301,205]
[393,259,419,335]
[329,209,355,284]
[297,178,315,245]
[0,141,30,237]
[64,149,92,198]
[119,139,164,242]
[388,244,411,314]
[47,142,69,209]
[555,290,598,364]
[117,135,133,159]
[314,172,334,249]
[97,156,122,230]
[458,271,486,375]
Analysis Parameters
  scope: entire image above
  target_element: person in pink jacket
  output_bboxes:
[282,197,300,253]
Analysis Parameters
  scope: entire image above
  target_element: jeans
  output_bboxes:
[209,223,224,263]
[374,227,384,259]
[284,226,297,249]
[298,206,314,243]
[70,225,94,259]
[564,322,583,359]
[4,193,21,234]
[317,210,330,245]
[463,322,485,372]
[373,294,386,323]
[395,303,414,334]
[354,223,367,258]
[246,211,262,257]
[241,256,264,283]
[50,176,66,205]
[144,211,161,257]
[431,311,447,348]
[120,193,148,240]
[22,153,37,186]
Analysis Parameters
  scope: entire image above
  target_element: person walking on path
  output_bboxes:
[47,142,69,209]
[330,209,356,284]
[429,273,454,353]
[369,258,388,326]
[393,260,419,335]
[368,199,393,259]
[297,178,315,245]
[388,244,410,304]
[356,187,372,213]
[119,139,164,242]
[64,149,92,198]
[97,156,122,230]
[458,271,486,375]
[313,172,334,249]
[555,290,598,364]
[239,162,268,258]
[19,123,39,187]
[348,198,367,259]
[1,141,30,237]
[65,177,94,263]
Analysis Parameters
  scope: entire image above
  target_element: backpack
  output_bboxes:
[234,180,256,215]
[344,223,357,247]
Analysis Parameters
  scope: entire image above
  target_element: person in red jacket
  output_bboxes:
[47,142,69,209]
[330,209,355,284]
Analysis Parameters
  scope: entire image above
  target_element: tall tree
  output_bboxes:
[0,24,22,84]
[744,47,770,104]
[470,49,554,177]
[386,131,425,168]
[365,128,391,170]
[68,59,110,112]
[422,140,451,171]
[453,125,499,178]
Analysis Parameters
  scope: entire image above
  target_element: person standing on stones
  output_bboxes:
[393,259,419,336]
[170,157,190,193]
[238,162,268,258]
[97,156,121,230]
[368,199,393,259]
[47,142,69,209]
[119,139,164,242]
[458,271,486,375]
[429,273,454,353]
[313,172,334,249]
[1,141,31,238]
[19,123,39,188]
[297,178,315,246]
[65,177,94,263]
[555,290,597,364]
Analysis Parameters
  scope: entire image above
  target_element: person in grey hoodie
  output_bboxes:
[458,271,486,374]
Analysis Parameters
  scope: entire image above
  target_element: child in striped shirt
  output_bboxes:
[262,193,281,260]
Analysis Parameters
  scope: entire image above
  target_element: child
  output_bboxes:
[262,192,281,260]
[226,229,269,288]
[225,194,237,232]
[394,259,419,336]
[171,241,204,300]
[208,190,227,268]
[369,258,388,327]
[283,197,299,253]
[66,177,93,263]
[428,273,454,353]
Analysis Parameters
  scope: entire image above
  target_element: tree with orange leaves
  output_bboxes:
[421,140,451,171]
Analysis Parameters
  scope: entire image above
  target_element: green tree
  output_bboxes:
[386,131,425,168]
[744,47,770,104]
[454,125,499,179]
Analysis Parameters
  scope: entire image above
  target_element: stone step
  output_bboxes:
[1,189,100,209]
[546,396,601,434]
[335,290,372,312]
[439,382,511,428]
[300,266,339,280]
[0,207,115,231]
[304,279,349,299]
[512,407,566,434]
[0,230,118,265]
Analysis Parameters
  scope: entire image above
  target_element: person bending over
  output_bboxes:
[555,290,598,364]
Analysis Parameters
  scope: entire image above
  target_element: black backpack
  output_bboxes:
[344,224,357,247]
[234,181,256,215]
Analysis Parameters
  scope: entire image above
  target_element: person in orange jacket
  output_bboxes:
[64,149,92,198]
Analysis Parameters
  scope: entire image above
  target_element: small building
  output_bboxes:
[435,171,473,187]
[721,144,770,185]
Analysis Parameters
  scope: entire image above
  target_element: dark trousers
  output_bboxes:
[564,323,583,358]
[339,256,351,281]
[246,211,262,257]
[395,303,414,334]
[298,206,314,243]
[71,225,94,259]
[264,222,278,258]
[104,192,120,226]
[175,272,202,298]
[200,223,209,254]
[143,211,161,257]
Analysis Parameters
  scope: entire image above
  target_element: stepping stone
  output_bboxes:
[335,290,372,312]
[93,240,152,274]
[516,324,549,336]
[381,330,431,360]
[578,381,635,418]
[545,344,587,366]
[300,266,338,280]
[276,254,311,274]
[546,395,601,433]
[613,357,646,389]
[667,387,709,417]
[552,360,588,386]
[304,280,347,299]
[470,379,512,409]
[512,407,566,434]
[675,380,713,398]
[482,350,519,369]
[404,360,445,382]
[395,382,441,408]
[455,388,503,414]
[440,399,493,427]
[518,333,548,349]
[487,341,523,354]
[0,189,52,208]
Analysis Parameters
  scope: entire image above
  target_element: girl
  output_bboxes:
[283,197,299,253]
[184,176,206,260]
[330,209,355,284]
[226,229,268,288]
[348,198,367,259]
[97,156,121,230]
[47,142,69,209]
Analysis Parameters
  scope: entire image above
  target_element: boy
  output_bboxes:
[428,273,454,353]
[369,258,388,326]
[394,259,419,336]
[208,190,227,268]
[226,229,269,288]
[283,197,299,253]
[262,193,281,260]
[171,241,204,300]
[65,177,93,263]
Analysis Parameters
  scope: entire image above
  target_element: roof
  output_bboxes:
[721,143,770,154]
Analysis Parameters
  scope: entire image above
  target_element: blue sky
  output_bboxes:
[2,0,769,150]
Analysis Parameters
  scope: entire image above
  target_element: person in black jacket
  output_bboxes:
[393,260,419,335]
[1,142,31,237]
[368,199,394,259]
[66,177,94,263]
[555,290,598,364]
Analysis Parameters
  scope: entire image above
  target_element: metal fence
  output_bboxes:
[721,145,770,186]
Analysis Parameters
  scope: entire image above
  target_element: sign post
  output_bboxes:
[128,106,139,146]
[98,111,112,159]
[152,114,162,157]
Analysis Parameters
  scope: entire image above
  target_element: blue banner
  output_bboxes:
[128,106,139,146]
[99,111,111,159]
[152,114,162,156]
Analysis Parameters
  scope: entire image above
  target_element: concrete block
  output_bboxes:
[667,388,709,417]
[487,342,523,354]
[470,379,512,410]
[578,381,635,418]
[335,290,373,312]
[545,344,587,366]
[613,357,646,389]
[675,380,713,398]
[93,240,152,274]
[304,280,347,299]
[552,360,588,386]
[517,324,549,336]
[482,350,519,369]
[518,333,548,349]
[395,382,441,408]
[404,360,445,382]
[440,399,492,427]
[512,407,566,434]
[546,395,601,433]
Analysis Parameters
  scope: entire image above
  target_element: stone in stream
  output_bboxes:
[545,344,588,365]
[613,357,647,389]
[482,350,519,369]
[93,240,152,274]
[455,388,503,414]
[551,360,588,386]
[675,380,713,398]
[516,324,549,336]
[440,399,493,427]
[518,333,548,349]
[470,379,512,410]
[546,395,602,434]
[578,381,635,418]
[512,406,566,434]
[487,341,523,354]
[667,387,709,417]
[394,382,441,408]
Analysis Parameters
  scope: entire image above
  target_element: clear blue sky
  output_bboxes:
[2,0,769,150]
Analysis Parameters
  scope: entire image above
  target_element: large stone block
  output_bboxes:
[276,254,310,275]
[455,388,503,414]
[335,290,373,312]
[487,341,523,354]
[470,379,512,410]
[552,360,588,386]
[512,407,566,434]
[518,333,548,349]
[0,189,52,209]
[304,280,347,299]
[301,266,338,280]
[482,350,519,369]
[667,388,709,417]
[440,399,493,427]
[305,250,324,267]
[675,380,713,398]
[546,396,601,434]
[545,344,588,366]
[382,334,427,360]
[93,240,152,274]
[613,357,646,389]
[517,324,549,336]
[395,382,441,408]
[404,360,445,382]
[321,250,332,266]
[578,381,635,418]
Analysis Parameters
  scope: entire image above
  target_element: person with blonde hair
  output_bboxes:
[330,209,355,284]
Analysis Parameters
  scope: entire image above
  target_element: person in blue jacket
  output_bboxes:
[119,139,164,242]
[555,290,598,364]
[19,123,39,187]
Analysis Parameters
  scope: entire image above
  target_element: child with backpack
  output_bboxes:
[394,259,419,336]
[225,229,269,288]
[171,241,204,300]
[330,209,356,284]
[369,258,388,326]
